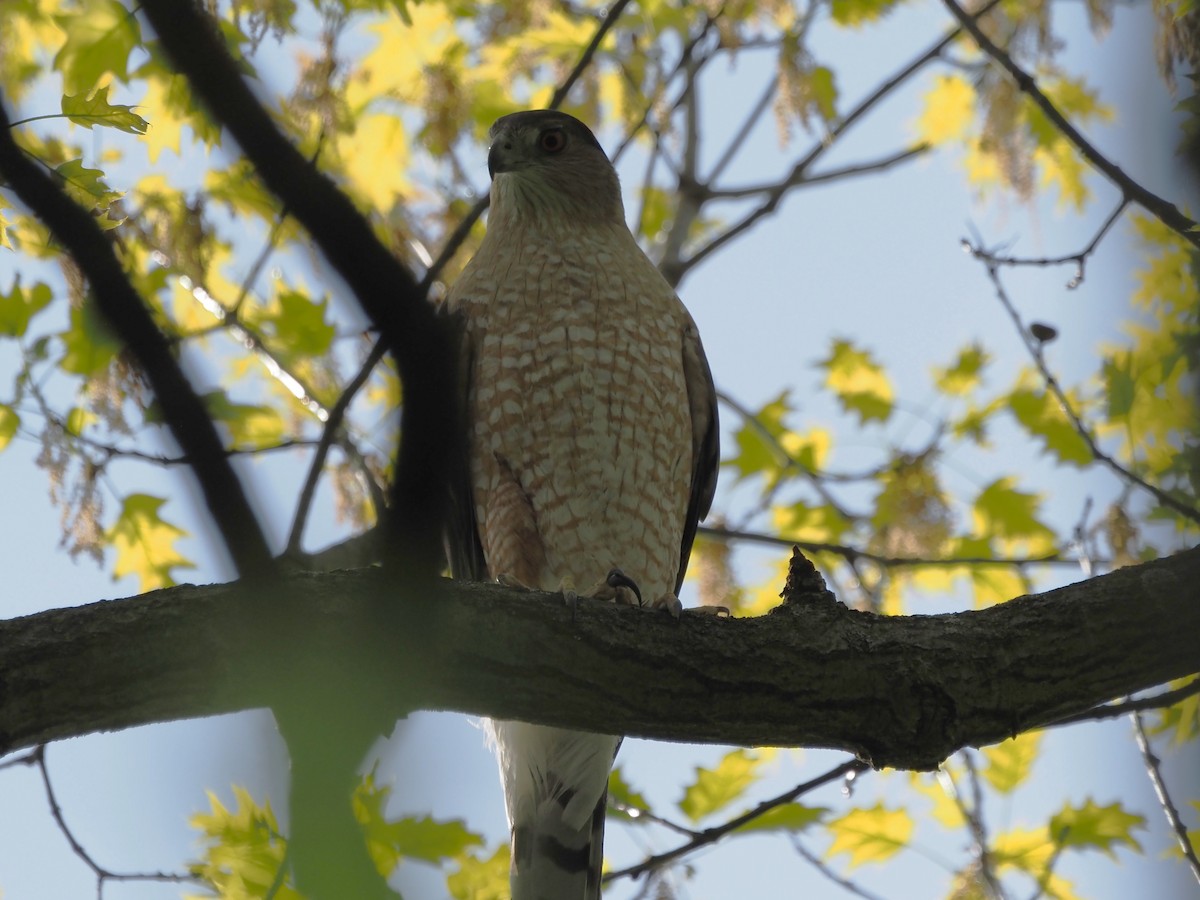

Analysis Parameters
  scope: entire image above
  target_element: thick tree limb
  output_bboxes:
[2,547,1197,770]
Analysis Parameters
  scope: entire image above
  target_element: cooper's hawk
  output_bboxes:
[444,109,719,900]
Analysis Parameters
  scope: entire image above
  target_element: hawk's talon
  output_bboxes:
[605,568,642,607]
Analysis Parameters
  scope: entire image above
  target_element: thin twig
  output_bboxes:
[609,800,700,838]
[789,836,889,900]
[942,755,1006,900]
[1047,678,1200,728]
[705,144,928,199]
[604,759,868,883]
[1131,711,1200,885]
[547,0,633,109]
[33,745,199,898]
[941,0,1200,249]
[974,249,1200,525]
[965,199,1127,288]
[701,524,1096,568]
[286,338,386,554]
[680,0,1005,276]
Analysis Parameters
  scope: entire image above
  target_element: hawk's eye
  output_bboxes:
[539,129,566,153]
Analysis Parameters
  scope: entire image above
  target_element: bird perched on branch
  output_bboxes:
[444,109,719,900]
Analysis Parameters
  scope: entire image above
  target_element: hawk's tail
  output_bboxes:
[510,787,607,900]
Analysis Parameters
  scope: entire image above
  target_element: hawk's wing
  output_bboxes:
[442,305,488,582]
[676,317,720,596]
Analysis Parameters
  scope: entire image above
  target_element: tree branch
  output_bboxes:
[2,547,1197,770]
[940,0,1200,249]
[0,96,275,580]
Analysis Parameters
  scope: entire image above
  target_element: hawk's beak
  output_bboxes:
[487,132,518,179]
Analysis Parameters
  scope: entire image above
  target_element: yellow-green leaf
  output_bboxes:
[735,802,826,834]
[825,804,913,868]
[934,344,989,395]
[608,767,651,822]
[0,280,53,337]
[53,0,141,94]
[918,74,975,146]
[59,300,121,376]
[188,786,300,900]
[982,731,1042,794]
[972,477,1055,546]
[1049,798,1146,857]
[819,338,894,424]
[831,0,901,26]
[106,493,195,592]
[264,290,336,357]
[678,749,764,822]
[62,85,148,133]
[447,844,510,900]
[1008,386,1092,467]
[0,404,18,452]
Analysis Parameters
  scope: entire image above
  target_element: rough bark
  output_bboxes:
[1,547,1197,770]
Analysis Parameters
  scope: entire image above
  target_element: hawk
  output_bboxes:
[444,109,719,900]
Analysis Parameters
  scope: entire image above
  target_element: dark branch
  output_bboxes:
[941,0,1200,249]
[2,547,1198,769]
[138,0,455,573]
[606,760,867,882]
[0,96,274,580]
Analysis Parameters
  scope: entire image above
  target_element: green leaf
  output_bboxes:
[1049,799,1146,857]
[264,289,336,357]
[818,338,894,424]
[62,86,149,134]
[59,300,121,376]
[825,804,913,868]
[734,802,826,834]
[356,771,483,869]
[1102,352,1137,421]
[53,158,123,213]
[972,477,1055,547]
[724,390,793,483]
[53,0,141,95]
[0,404,18,452]
[678,749,763,822]
[149,390,285,449]
[934,344,989,395]
[189,786,300,899]
[608,767,651,822]
[447,844,509,900]
[0,280,53,337]
[1008,386,1092,467]
[982,731,1042,793]
[105,493,195,591]
[830,0,900,26]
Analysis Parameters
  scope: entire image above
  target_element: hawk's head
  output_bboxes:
[486,110,623,224]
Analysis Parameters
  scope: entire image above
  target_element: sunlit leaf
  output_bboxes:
[187,786,300,900]
[608,767,651,822]
[59,300,121,376]
[934,344,990,395]
[831,0,901,26]
[0,280,53,337]
[826,804,913,868]
[918,74,975,146]
[62,86,148,133]
[1049,798,1146,857]
[734,802,826,834]
[106,493,195,592]
[678,749,764,822]
[53,0,141,94]
[447,844,509,900]
[818,338,894,424]
[0,404,18,452]
[972,477,1056,548]
[982,731,1042,793]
